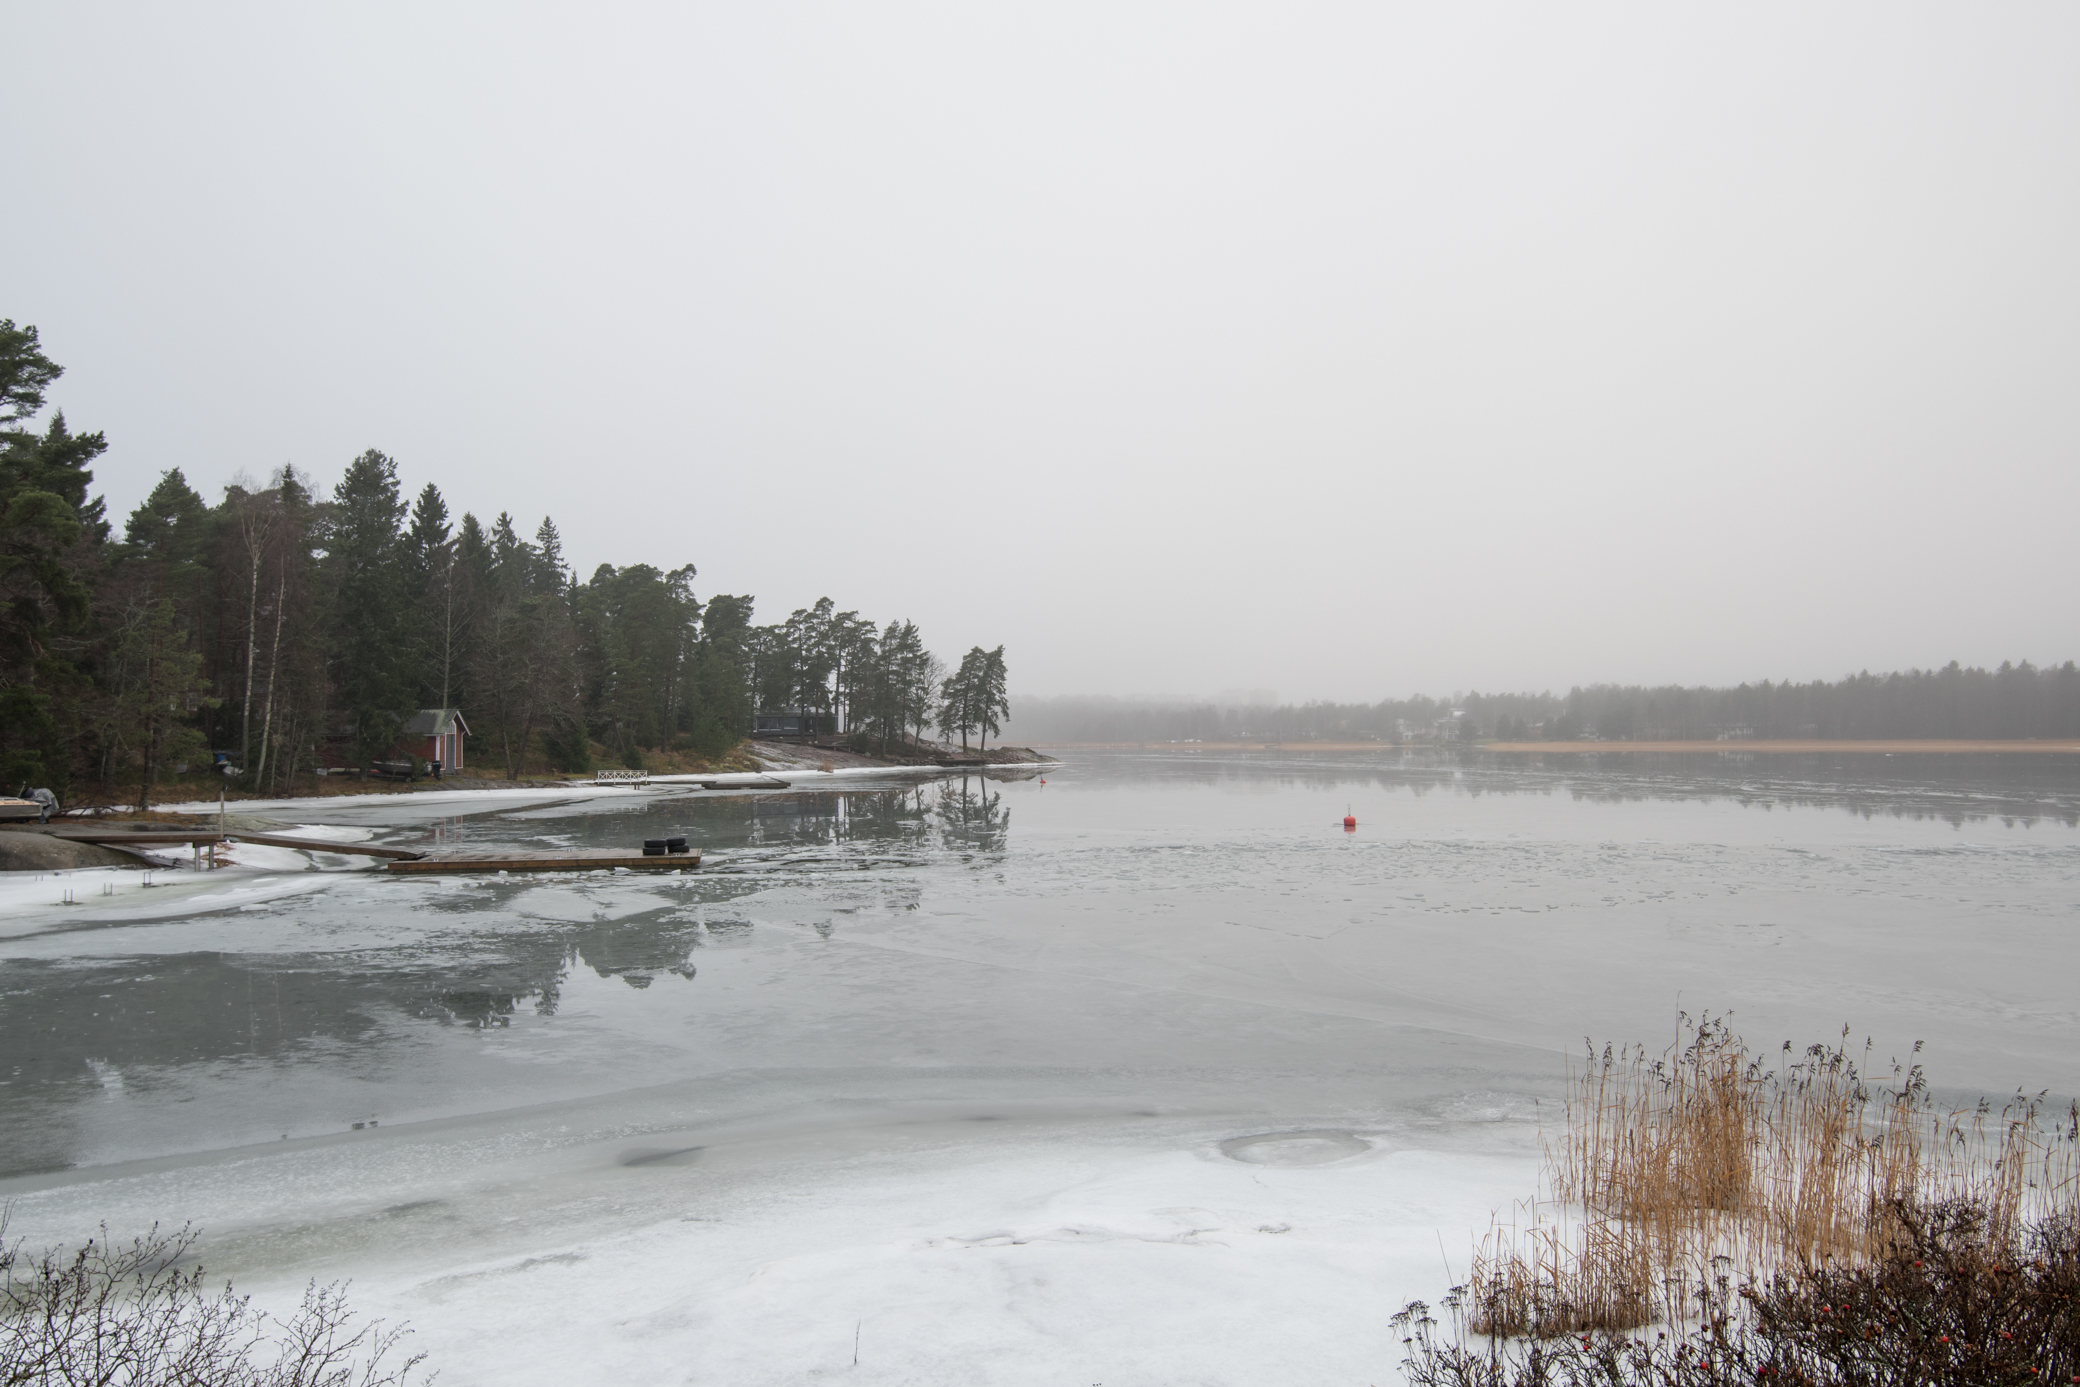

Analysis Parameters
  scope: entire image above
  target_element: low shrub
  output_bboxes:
[1398,1196,2080,1386]
[0,1220,426,1386]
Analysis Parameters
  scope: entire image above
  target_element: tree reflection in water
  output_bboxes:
[931,774,1011,854]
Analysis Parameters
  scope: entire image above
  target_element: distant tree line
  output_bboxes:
[1010,662,2080,745]
[0,319,1007,803]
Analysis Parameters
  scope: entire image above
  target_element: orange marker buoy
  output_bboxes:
[1343,815,1357,830]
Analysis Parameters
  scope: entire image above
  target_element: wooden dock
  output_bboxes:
[34,827,425,860]
[386,848,701,874]
[22,826,704,874]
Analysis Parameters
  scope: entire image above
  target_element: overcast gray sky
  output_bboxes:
[6,3,2075,701]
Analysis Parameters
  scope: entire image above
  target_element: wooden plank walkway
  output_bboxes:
[386,848,701,874]
[27,827,704,873]
[34,827,425,860]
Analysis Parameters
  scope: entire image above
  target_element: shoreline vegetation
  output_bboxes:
[1400,1016,2080,1386]
[0,320,1018,811]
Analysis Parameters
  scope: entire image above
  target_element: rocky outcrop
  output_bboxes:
[0,829,144,871]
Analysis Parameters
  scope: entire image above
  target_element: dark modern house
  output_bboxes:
[752,708,836,740]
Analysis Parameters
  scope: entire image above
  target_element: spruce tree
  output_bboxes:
[322,450,410,764]
[107,597,215,810]
[405,483,450,574]
[528,517,585,771]
[0,323,108,793]
[123,469,210,564]
[404,483,454,707]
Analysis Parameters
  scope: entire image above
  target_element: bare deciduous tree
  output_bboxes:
[0,1219,427,1387]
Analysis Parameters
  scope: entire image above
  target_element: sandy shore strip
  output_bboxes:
[150,761,1049,817]
[1482,739,2080,754]
[1030,739,2080,755]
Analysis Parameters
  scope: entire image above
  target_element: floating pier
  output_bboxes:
[385,848,701,874]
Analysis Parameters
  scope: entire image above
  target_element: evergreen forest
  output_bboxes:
[0,320,1009,805]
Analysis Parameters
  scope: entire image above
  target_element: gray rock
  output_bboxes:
[0,830,143,871]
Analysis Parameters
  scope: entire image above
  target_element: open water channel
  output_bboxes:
[1,751,2076,1384]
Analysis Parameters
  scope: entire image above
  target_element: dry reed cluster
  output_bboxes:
[1460,1015,2078,1339]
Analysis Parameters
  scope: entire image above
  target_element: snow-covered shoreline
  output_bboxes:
[0,1056,1542,1385]
[150,757,1051,819]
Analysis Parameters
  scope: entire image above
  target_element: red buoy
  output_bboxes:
[1343,814,1357,830]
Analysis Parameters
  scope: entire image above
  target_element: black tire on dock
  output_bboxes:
[642,839,667,856]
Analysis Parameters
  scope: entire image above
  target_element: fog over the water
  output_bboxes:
[5,4,2076,700]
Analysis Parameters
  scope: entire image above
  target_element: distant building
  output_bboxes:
[402,708,469,772]
[752,708,836,740]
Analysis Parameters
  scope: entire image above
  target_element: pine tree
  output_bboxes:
[938,647,987,750]
[243,467,321,793]
[976,645,1010,750]
[829,610,875,733]
[688,594,753,756]
[200,477,273,765]
[0,320,63,425]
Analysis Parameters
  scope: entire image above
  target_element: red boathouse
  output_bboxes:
[402,708,468,773]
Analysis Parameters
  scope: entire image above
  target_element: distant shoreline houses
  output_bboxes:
[1388,712,1762,743]
[1388,711,1473,743]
